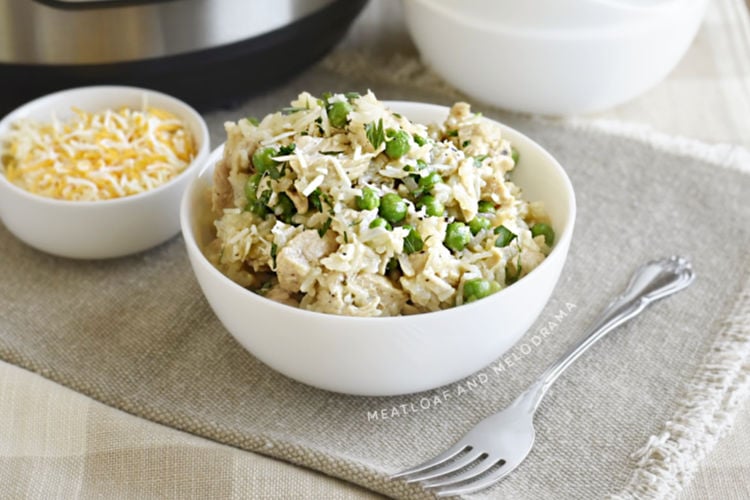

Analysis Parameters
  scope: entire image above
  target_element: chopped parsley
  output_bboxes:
[266,164,282,180]
[318,217,333,237]
[259,188,271,205]
[282,106,306,115]
[270,243,278,270]
[365,118,385,149]
[473,154,489,167]
[308,188,334,214]
[309,189,323,211]
[494,225,517,247]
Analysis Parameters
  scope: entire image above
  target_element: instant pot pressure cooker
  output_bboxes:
[0,0,368,114]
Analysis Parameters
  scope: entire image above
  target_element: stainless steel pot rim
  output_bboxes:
[0,0,338,65]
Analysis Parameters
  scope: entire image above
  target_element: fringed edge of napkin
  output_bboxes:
[555,119,750,500]
[321,48,750,499]
[544,115,750,497]
[609,272,750,499]
[553,114,750,498]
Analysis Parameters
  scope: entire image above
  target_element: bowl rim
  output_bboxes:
[180,100,577,323]
[0,85,210,207]
[404,0,707,39]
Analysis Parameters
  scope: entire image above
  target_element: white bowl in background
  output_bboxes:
[403,0,708,115]
[181,101,576,396]
[0,86,210,259]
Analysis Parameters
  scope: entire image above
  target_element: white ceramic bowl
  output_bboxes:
[403,0,708,115]
[0,86,210,259]
[181,102,576,396]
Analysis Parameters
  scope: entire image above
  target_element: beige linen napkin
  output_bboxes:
[1,61,748,499]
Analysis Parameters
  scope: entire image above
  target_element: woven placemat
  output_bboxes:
[1,63,749,499]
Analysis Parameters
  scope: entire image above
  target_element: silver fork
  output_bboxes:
[391,256,695,497]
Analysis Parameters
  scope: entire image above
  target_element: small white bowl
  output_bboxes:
[0,86,209,259]
[403,0,708,115]
[181,101,576,396]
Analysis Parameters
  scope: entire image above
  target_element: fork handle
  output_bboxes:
[513,256,695,415]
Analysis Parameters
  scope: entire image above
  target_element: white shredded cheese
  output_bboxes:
[1,106,195,201]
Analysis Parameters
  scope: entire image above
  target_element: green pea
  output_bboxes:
[402,224,424,254]
[463,278,502,303]
[417,195,444,217]
[445,222,471,252]
[356,187,380,211]
[385,129,411,159]
[252,147,277,174]
[511,147,520,164]
[327,100,352,128]
[379,193,408,224]
[369,217,392,230]
[413,134,427,147]
[418,171,443,192]
[531,223,555,246]
[246,200,268,218]
[273,193,295,223]
[469,217,491,235]
[244,173,262,201]
[494,225,517,247]
[477,200,495,214]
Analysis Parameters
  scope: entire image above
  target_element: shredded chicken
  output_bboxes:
[212,158,234,214]
[276,230,338,293]
[265,285,299,307]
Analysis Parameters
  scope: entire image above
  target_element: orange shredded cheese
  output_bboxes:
[1,106,195,201]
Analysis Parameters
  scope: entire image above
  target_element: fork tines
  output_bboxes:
[391,444,513,497]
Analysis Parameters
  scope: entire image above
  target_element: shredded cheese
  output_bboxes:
[1,106,195,201]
